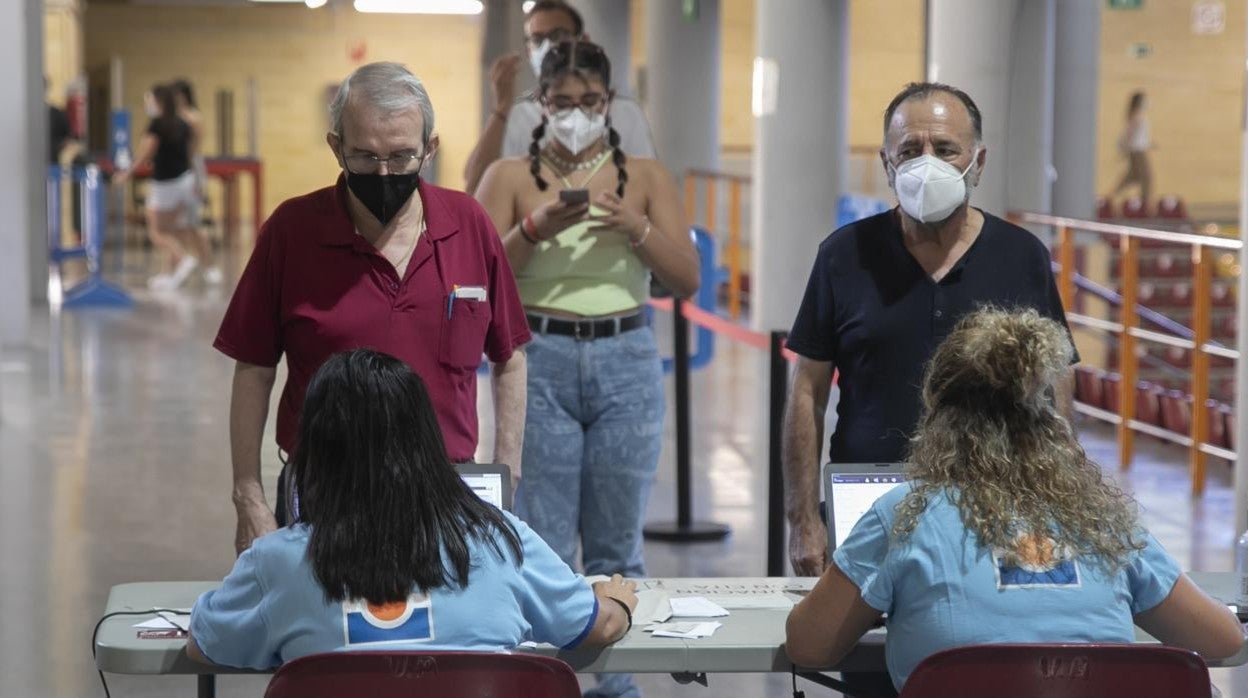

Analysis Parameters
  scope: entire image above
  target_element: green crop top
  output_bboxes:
[516,157,650,317]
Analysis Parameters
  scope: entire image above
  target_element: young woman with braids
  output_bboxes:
[785,308,1244,693]
[475,39,696,697]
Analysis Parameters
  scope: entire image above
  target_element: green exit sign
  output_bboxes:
[1109,0,1143,9]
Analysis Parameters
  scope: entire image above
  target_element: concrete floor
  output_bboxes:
[1,247,1246,697]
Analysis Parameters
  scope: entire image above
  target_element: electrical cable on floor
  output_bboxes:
[92,608,189,698]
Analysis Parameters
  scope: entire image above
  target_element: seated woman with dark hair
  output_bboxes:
[187,349,636,667]
[785,308,1244,693]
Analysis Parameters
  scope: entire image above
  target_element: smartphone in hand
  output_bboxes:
[559,188,589,205]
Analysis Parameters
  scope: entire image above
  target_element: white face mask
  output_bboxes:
[548,108,606,155]
[529,39,552,78]
[891,151,980,224]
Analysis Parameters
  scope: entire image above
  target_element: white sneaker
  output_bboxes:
[203,266,224,285]
[168,256,200,288]
[147,273,175,291]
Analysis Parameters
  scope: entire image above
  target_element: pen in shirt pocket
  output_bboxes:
[447,284,488,319]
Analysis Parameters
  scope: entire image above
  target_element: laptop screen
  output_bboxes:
[829,473,908,550]
[461,472,505,510]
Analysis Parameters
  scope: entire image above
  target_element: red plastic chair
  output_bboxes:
[1101,373,1122,412]
[898,644,1211,698]
[1096,197,1114,220]
[1207,400,1228,449]
[264,651,582,698]
[1157,195,1188,219]
[1159,390,1192,434]
[1073,367,1105,410]
[1135,382,1163,427]
[1122,197,1150,219]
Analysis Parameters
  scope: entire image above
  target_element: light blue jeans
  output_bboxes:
[515,325,665,698]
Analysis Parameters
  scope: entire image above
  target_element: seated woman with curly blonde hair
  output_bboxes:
[785,307,1244,692]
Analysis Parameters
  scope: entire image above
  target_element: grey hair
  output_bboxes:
[329,62,435,144]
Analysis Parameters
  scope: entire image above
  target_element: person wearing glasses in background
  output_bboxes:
[215,62,531,557]
[462,0,655,195]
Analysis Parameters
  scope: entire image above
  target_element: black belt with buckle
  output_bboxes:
[527,312,647,340]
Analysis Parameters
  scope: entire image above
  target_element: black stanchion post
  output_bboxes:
[644,297,731,542]
[674,296,692,528]
[767,331,788,577]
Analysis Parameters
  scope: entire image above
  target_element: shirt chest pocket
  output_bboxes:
[440,297,492,370]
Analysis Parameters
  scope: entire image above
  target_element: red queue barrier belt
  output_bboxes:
[648,298,799,362]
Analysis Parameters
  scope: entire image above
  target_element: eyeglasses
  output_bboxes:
[526,28,575,48]
[342,150,424,175]
[545,92,605,112]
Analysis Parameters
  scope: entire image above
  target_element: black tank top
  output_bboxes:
[146,116,191,181]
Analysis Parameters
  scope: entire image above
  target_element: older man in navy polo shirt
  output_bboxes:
[783,82,1079,578]
[216,63,531,555]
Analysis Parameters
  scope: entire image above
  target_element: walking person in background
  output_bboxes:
[1110,90,1154,213]
[475,40,698,698]
[172,78,222,284]
[115,84,209,290]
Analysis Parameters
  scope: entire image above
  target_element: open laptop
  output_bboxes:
[823,463,909,556]
[457,463,513,512]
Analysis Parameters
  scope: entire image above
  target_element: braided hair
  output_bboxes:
[529,118,549,191]
[607,116,626,198]
[529,40,628,198]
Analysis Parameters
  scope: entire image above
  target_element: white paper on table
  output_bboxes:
[651,621,722,639]
[712,595,794,610]
[669,597,730,618]
[134,609,192,630]
[633,590,672,625]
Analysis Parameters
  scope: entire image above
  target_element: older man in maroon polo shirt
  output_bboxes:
[216,62,531,554]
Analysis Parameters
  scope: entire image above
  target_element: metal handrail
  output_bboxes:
[1068,269,1210,343]
[1014,210,1236,496]
[1018,211,1243,250]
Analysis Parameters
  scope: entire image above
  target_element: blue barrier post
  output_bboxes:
[660,226,718,374]
[47,165,88,264]
[62,165,133,309]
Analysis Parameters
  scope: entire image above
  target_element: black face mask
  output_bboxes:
[343,168,421,226]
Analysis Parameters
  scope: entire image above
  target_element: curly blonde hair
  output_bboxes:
[892,307,1145,572]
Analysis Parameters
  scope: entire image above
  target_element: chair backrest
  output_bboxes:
[264,651,582,698]
[1122,197,1150,218]
[1096,196,1114,220]
[898,643,1211,698]
[1157,195,1188,219]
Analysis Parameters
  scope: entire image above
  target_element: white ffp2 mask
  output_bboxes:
[891,153,979,223]
[548,108,606,155]
[529,39,552,78]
